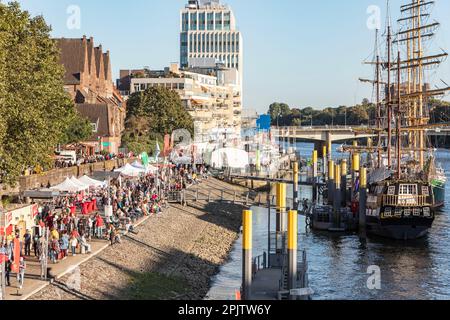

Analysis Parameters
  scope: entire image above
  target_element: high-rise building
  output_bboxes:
[180,0,243,138]
[180,0,243,87]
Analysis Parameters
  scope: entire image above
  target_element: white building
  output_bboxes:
[180,0,243,91]
[128,65,241,142]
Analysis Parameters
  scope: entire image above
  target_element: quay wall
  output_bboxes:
[1,158,135,197]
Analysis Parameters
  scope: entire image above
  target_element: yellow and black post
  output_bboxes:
[352,153,360,199]
[359,167,367,231]
[242,210,253,300]
[293,162,299,211]
[288,210,298,298]
[341,159,348,207]
[312,150,318,203]
[322,145,327,179]
[333,163,341,227]
[276,183,287,253]
[328,160,335,205]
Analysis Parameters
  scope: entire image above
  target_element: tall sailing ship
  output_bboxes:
[360,0,449,239]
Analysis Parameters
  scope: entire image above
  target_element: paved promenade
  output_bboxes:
[4,215,151,300]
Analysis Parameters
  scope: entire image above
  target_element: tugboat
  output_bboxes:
[358,0,449,239]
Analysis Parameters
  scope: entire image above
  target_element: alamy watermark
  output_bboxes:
[66,5,81,30]
[367,5,381,31]
[367,265,381,290]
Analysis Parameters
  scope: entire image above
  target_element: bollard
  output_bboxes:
[333,164,341,228]
[288,210,298,298]
[312,150,318,203]
[242,210,253,300]
[328,160,335,205]
[293,162,299,211]
[341,159,348,207]
[359,167,367,231]
[352,153,360,199]
[322,146,327,179]
[276,183,287,254]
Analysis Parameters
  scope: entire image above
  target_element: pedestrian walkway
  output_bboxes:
[4,215,151,300]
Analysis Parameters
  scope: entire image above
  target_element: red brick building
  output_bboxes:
[56,36,126,154]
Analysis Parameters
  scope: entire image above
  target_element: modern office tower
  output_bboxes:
[180,0,243,137]
[180,0,243,86]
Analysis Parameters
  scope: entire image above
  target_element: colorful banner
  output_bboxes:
[12,238,20,273]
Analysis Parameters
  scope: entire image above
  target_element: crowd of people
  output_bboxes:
[1,162,211,292]
[54,152,132,169]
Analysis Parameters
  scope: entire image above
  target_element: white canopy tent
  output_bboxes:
[70,176,90,190]
[131,160,146,169]
[131,160,158,174]
[50,178,87,193]
[209,148,249,169]
[114,163,146,177]
[78,175,107,188]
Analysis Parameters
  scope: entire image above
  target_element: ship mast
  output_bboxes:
[396,50,402,179]
[396,0,450,173]
[387,24,392,169]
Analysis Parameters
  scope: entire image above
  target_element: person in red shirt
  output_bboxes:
[95,214,104,239]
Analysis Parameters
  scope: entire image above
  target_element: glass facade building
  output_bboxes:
[180,0,243,75]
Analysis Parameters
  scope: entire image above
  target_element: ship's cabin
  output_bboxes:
[369,181,433,208]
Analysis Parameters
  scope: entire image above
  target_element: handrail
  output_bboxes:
[382,194,431,207]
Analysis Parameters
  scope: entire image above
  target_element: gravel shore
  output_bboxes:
[29,178,248,300]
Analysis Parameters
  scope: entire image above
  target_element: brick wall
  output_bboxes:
[1,158,135,196]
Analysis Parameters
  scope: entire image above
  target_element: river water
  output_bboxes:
[206,143,450,300]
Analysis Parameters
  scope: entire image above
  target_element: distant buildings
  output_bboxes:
[117,63,241,142]
[116,0,244,142]
[56,36,126,154]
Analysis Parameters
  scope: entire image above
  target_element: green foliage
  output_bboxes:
[59,110,93,145]
[122,86,194,155]
[267,99,376,127]
[0,2,75,185]
[269,102,291,125]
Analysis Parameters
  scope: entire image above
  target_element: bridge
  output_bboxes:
[273,126,450,151]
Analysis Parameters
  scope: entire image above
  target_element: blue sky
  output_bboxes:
[15,0,450,113]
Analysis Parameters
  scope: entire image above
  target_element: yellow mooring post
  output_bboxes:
[352,153,360,199]
[293,162,299,210]
[328,160,335,205]
[312,150,318,203]
[242,210,253,300]
[322,145,327,180]
[334,163,341,228]
[359,167,367,232]
[276,183,287,254]
[341,159,348,207]
[288,210,298,299]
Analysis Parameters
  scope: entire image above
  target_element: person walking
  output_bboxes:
[23,230,32,256]
[95,214,104,239]
[17,256,26,290]
[33,232,40,257]
[70,236,78,256]
[60,232,69,260]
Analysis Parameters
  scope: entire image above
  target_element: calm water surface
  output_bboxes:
[207,144,450,300]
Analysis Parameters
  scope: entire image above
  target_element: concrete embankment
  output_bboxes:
[29,178,248,300]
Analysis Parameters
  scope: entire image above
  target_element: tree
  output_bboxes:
[59,111,94,145]
[268,102,291,125]
[0,2,76,185]
[122,86,194,155]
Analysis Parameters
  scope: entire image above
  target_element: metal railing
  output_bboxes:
[382,194,431,207]
[252,253,267,278]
